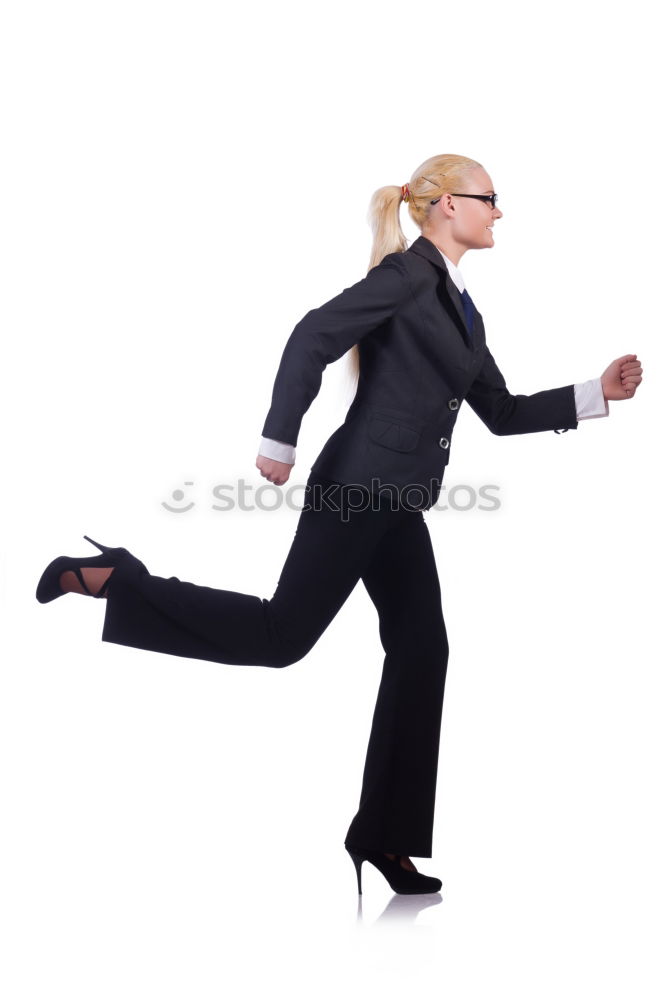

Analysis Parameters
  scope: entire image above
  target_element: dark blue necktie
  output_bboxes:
[460,288,476,343]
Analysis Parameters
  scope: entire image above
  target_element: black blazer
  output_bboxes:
[261,234,577,510]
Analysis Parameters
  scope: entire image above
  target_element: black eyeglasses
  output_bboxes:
[430,193,498,209]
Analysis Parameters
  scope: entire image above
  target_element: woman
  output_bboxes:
[36,153,643,896]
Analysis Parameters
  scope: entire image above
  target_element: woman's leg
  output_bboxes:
[101,475,408,668]
[344,510,449,859]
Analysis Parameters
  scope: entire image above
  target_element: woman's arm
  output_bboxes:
[465,349,643,436]
[464,345,579,435]
[260,255,409,447]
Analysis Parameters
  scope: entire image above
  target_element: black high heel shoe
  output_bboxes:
[345,845,442,895]
[35,535,136,604]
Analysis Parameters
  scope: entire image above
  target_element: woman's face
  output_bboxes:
[444,166,503,252]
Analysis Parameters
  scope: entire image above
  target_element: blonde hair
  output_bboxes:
[341,153,482,400]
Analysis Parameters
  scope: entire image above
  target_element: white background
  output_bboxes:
[1,1,659,997]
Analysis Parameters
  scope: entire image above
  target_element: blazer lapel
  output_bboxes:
[407,235,475,349]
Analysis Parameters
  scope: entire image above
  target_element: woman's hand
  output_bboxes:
[601,354,644,400]
[255,454,294,486]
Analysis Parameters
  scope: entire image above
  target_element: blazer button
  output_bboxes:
[448,398,459,410]
[438,437,450,449]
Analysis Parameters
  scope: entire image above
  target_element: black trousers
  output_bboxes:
[101,473,449,857]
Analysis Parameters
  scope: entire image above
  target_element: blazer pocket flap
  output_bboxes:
[368,416,420,452]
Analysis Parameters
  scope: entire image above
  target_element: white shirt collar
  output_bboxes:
[434,246,465,294]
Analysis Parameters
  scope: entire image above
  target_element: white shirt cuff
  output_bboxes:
[258,437,296,464]
[574,378,609,420]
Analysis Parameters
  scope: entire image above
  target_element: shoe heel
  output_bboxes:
[347,850,364,894]
[83,535,109,553]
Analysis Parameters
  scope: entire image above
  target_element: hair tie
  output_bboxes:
[401,183,410,203]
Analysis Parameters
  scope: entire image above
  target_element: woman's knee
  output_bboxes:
[265,644,310,668]
[263,631,317,668]
[262,600,320,667]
